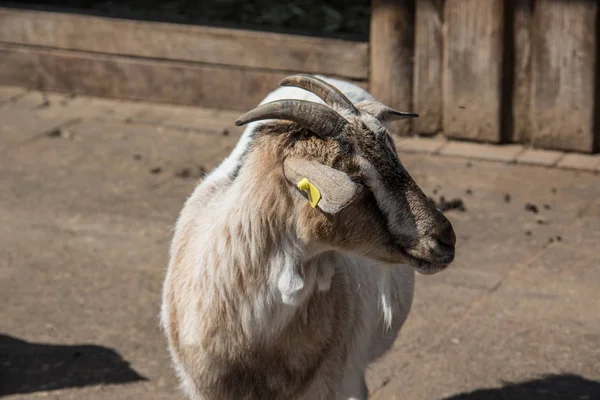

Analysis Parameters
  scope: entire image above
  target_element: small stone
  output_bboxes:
[551,187,557,194]
[436,196,466,212]
[451,338,460,345]
[46,127,74,139]
[175,168,192,178]
[133,154,142,160]
[548,237,554,244]
[525,203,539,214]
[544,204,551,210]
[504,194,511,203]
[61,130,73,140]
[221,128,230,136]
[36,97,51,109]
[525,230,532,236]
[150,167,162,174]
[556,235,562,242]
[46,128,62,138]
[198,165,207,176]
[466,161,472,168]
[465,188,472,195]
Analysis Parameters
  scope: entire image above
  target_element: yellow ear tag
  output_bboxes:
[297,178,321,208]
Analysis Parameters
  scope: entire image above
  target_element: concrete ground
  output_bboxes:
[0,86,598,400]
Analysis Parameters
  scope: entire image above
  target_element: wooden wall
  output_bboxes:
[371,0,600,153]
[1,2,598,153]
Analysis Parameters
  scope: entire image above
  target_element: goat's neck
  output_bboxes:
[205,165,330,341]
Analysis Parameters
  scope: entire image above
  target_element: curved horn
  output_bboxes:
[356,100,419,121]
[235,100,349,137]
[280,74,359,115]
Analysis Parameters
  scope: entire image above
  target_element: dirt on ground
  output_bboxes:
[1,86,600,400]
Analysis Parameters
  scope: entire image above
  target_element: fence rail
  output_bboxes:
[0,7,368,111]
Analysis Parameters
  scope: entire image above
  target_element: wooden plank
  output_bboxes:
[0,44,368,111]
[0,7,368,80]
[413,0,443,136]
[531,1,598,153]
[512,0,533,145]
[370,0,414,136]
[443,0,504,143]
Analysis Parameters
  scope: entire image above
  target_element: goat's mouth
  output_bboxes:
[397,246,452,275]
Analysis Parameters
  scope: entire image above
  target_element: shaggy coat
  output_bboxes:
[161,75,455,399]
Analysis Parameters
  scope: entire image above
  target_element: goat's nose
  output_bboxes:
[438,219,456,247]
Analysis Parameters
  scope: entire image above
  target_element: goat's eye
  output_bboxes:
[356,177,375,194]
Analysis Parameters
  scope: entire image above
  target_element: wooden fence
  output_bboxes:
[371,0,599,153]
[0,6,369,112]
[1,1,599,153]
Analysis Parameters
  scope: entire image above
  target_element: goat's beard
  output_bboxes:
[378,265,394,330]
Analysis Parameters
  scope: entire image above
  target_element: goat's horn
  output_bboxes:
[280,74,359,116]
[235,100,349,137]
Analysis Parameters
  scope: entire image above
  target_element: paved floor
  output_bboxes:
[1,86,598,400]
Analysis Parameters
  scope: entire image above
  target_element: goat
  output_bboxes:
[161,74,456,400]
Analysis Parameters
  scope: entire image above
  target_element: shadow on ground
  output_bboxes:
[0,334,146,396]
[444,374,600,400]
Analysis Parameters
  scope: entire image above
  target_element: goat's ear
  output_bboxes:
[283,158,361,215]
[356,100,418,123]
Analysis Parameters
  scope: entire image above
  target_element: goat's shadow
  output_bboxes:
[443,373,600,400]
[0,333,146,396]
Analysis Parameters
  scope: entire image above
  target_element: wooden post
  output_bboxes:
[512,0,533,145]
[443,0,505,143]
[370,0,415,136]
[531,0,598,153]
[413,0,444,136]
